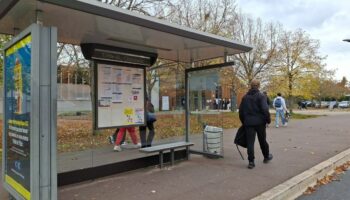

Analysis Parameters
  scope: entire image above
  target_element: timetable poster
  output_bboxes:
[4,34,32,200]
[97,64,145,128]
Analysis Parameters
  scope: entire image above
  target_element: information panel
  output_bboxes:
[4,34,31,199]
[96,63,145,128]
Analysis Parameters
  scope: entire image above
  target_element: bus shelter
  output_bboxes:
[0,0,252,199]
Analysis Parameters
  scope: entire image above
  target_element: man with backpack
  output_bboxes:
[273,93,288,128]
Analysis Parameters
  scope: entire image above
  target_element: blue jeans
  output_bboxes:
[275,109,286,126]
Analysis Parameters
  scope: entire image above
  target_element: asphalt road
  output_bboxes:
[298,170,350,200]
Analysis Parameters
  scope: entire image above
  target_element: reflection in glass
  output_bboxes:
[188,68,223,153]
[57,62,186,173]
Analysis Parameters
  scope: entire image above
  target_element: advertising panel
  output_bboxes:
[4,34,32,200]
[96,63,145,128]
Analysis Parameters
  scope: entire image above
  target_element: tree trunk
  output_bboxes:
[288,73,293,113]
[90,61,100,135]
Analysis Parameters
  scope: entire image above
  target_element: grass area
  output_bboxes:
[55,112,242,153]
[0,111,322,153]
[58,111,91,117]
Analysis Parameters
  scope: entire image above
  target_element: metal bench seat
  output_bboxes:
[140,141,194,168]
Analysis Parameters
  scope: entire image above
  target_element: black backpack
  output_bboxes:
[234,126,247,148]
[234,126,247,160]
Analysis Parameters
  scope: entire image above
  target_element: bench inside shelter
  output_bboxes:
[140,141,194,168]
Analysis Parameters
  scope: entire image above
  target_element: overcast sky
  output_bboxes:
[236,0,350,80]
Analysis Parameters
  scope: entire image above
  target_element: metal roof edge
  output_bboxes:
[0,0,18,19]
[40,0,253,52]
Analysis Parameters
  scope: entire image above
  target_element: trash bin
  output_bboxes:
[203,126,223,156]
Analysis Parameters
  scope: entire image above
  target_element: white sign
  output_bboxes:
[162,96,170,111]
[96,63,145,128]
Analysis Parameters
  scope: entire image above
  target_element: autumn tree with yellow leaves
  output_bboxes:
[270,29,326,111]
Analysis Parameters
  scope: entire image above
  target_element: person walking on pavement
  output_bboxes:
[239,80,273,169]
[273,93,288,128]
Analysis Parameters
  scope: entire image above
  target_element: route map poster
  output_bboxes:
[4,34,32,200]
[97,64,145,128]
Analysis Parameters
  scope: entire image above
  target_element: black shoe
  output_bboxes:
[263,154,273,163]
[247,162,255,169]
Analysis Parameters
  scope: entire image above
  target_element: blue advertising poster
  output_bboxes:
[4,34,31,200]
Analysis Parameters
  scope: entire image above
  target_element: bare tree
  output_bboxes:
[232,13,280,86]
[0,34,12,85]
[166,0,237,36]
[145,60,177,101]
[96,0,173,16]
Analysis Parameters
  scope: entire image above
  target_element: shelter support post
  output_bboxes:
[35,25,58,200]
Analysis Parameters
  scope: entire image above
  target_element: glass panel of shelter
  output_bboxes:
[187,68,224,155]
[56,60,187,174]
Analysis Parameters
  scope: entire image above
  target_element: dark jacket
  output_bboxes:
[239,88,271,126]
[146,100,155,113]
[266,96,271,107]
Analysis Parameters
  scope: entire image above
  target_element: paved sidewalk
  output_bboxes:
[1,112,349,199]
[58,113,350,200]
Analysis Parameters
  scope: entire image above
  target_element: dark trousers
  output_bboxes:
[139,122,155,147]
[245,125,269,162]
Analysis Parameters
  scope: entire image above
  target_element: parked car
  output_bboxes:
[314,102,320,108]
[320,101,330,108]
[304,100,315,107]
[297,100,315,109]
[338,101,350,108]
[328,101,338,109]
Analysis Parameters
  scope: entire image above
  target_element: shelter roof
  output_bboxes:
[0,0,252,62]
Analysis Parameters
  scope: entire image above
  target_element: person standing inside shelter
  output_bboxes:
[114,127,140,151]
[139,98,156,148]
[273,93,288,128]
[239,80,273,169]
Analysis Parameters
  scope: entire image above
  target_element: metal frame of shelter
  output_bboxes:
[185,61,236,158]
[0,0,253,199]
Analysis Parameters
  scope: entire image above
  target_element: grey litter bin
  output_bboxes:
[203,126,223,156]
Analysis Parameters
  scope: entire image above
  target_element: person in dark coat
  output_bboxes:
[139,97,156,148]
[263,91,271,107]
[239,80,273,169]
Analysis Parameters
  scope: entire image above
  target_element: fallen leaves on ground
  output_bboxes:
[0,112,243,153]
[304,186,316,195]
[303,161,350,195]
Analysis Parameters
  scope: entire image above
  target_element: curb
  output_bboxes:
[251,148,350,200]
